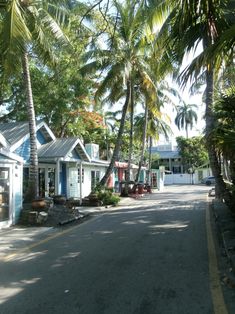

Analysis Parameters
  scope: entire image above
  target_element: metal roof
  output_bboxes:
[0,148,23,163]
[38,138,90,161]
[0,122,30,145]
[0,133,9,148]
[0,120,55,146]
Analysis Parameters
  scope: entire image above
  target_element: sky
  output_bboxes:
[160,45,206,143]
[161,86,205,142]
[110,83,206,145]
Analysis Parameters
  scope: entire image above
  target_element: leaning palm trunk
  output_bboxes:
[122,83,134,196]
[22,51,39,201]
[135,104,148,182]
[100,81,131,186]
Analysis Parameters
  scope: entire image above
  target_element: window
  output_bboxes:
[173,166,181,174]
[91,170,100,190]
[78,168,84,183]
[0,167,10,222]
[48,168,55,196]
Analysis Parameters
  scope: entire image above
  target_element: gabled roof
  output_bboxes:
[38,138,91,161]
[0,121,29,145]
[0,132,10,148]
[0,121,55,149]
[0,148,23,163]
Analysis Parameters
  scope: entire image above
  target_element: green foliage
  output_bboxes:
[176,136,209,171]
[174,102,198,138]
[0,1,97,136]
[0,0,70,76]
[94,186,120,206]
[99,191,120,206]
[151,154,160,169]
[212,87,235,158]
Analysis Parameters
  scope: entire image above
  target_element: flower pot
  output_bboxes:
[31,198,46,211]
[53,195,66,205]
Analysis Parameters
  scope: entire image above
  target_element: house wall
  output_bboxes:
[0,158,23,228]
[82,164,107,197]
[13,163,23,223]
[14,138,30,162]
[66,163,107,199]
[14,129,50,162]
[159,159,183,173]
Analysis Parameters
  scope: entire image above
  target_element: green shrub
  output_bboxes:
[97,189,120,206]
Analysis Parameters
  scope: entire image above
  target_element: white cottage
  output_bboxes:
[38,139,109,200]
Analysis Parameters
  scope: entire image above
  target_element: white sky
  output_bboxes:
[160,86,205,141]
[160,44,206,143]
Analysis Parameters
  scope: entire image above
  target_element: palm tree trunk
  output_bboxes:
[22,51,39,201]
[147,136,153,185]
[126,81,134,183]
[186,125,188,138]
[135,104,148,182]
[100,81,131,186]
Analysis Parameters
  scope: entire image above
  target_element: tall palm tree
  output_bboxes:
[81,0,157,186]
[134,104,148,183]
[0,0,69,200]
[134,108,172,182]
[147,110,172,183]
[156,0,234,201]
[174,101,198,138]
[134,79,175,182]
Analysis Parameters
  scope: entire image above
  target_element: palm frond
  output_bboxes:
[0,0,31,73]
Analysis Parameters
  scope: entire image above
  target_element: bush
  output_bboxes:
[97,189,120,206]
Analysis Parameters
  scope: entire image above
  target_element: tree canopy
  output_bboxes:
[176,136,209,172]
[0,0,234,205]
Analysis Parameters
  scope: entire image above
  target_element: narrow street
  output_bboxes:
[0,185,230,313]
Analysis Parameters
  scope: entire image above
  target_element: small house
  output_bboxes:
[0,121,109,226]
[0,138,23,228]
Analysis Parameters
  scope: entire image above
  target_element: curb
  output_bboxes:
[212,199,235,276]
[58,213,88,226]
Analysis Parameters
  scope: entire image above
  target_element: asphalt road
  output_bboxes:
[0,185,223,313]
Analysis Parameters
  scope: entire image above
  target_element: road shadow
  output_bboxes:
[0,196,211,314]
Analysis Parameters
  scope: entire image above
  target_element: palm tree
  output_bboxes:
[134,79,175,182]
[146,110,172,183]
[81,0,157,187]
[134,108,172,182]
[156,0,234,201]
[134,104,148,183]
[0,1,69,200]
[174,101,198,138]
